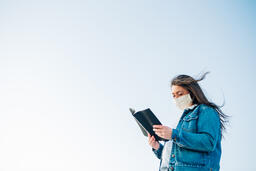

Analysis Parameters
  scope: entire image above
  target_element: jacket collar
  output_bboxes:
[184,104,198,112]
[179,104,198,120]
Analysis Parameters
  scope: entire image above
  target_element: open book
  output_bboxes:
[129,108,168,142]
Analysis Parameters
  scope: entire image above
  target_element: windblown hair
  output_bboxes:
[171,72,229,138]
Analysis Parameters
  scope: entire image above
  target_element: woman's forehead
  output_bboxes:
[171,85,187,93]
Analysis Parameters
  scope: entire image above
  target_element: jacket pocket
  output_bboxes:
[181,115,198,132]
[176,147,206,167]
[183,115,198,121]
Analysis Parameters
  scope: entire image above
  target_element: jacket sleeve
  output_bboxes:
[171,105,221,152]
[152,142,164,159]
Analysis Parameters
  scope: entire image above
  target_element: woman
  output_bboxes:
[148,72,228,171]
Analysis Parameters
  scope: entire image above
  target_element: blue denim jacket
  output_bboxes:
[152,104,221,171]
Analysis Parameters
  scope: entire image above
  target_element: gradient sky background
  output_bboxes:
[0,0,255,171]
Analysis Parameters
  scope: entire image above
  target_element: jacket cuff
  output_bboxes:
[172,129,178,142]
[152,143,163,159]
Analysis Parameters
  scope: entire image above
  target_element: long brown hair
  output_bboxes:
[171,72,229,138]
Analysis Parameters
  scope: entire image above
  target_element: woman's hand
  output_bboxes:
[147,132,160,150]
[153,125,172,140]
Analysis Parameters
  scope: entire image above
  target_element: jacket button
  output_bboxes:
[172,154,175,158]
[170,166,174,170]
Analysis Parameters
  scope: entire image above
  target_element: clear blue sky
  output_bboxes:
[0,0,255,170]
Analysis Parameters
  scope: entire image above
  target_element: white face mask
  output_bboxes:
[174,93,193,110]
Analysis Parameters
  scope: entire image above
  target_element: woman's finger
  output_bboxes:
[153,125,163,128]
[155,131,162,137]
[154,129,163,134]
[148,134,151,140]
[149,135,154,143]
[153,127,163,132]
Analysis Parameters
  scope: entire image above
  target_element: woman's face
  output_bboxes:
[171,85,190,99]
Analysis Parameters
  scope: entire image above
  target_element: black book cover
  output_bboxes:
[129,108,169,142]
